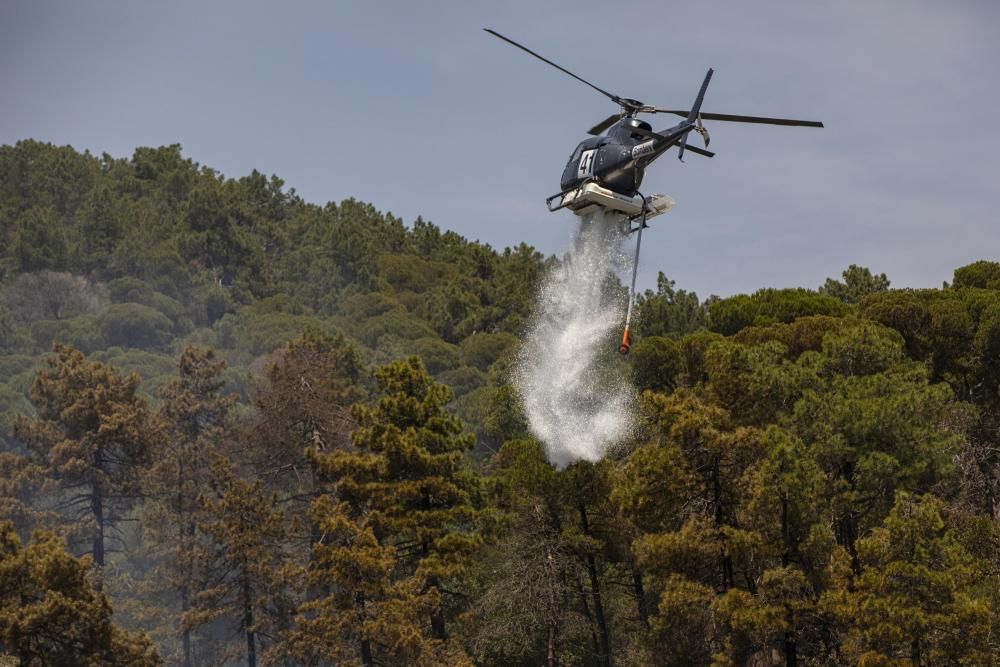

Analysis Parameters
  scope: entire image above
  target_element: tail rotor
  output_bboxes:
[678,68,714,162]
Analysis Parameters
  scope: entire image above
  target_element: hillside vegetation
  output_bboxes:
[2,140,1000,666]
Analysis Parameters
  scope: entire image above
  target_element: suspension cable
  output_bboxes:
[619,194,647,355]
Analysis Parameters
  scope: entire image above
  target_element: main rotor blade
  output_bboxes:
[588,114,621,136]
[652,109,823,127]
[484,28,621,104]
[683,144,715,158]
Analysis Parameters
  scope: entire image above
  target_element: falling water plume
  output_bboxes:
[516,208,635,468]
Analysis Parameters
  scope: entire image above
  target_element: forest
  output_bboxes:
[1,139,1000,666]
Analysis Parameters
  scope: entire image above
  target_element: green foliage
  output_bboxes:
[12,344,152,568]
[355,307,438,347]
[379,336,461,374]
[860,287,1000,402]
[458,332,518,371]
[6,140,1000,663]
[828,493,999,664]
[91,348,177,394]
[0,356,36,443]
[635,272,706,337]
[0,354,34,380]
[30,315,104,353]
[630,335,684,393]
[707,288,851,336]
[953,260,1000,290]
[77,184,123,271]
[0,141,546,396]
[482,384,530,446]
[189,458,297,667]
[614,314,976,665]
[436,365,486,397]
[214,310,336,357]
[304,357,480,664]
[0,305,30,354]
[324,356,481,583]
[733,315,858,358]
[0,524,161,666]
[819,264,891,304]
[12,206,72,273]
[97,303,174,350]
[106,278,191,334]
[377,252,458,293]
[676,329,725,385]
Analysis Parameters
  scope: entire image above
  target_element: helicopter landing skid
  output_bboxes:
[546,182,675,221]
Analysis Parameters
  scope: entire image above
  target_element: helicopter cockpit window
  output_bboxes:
[630,120,653,141]
[566,144,583,168]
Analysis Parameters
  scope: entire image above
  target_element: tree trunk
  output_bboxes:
[781,490,797,667]
[181,584,192,667]
[711,457,734,591]
[781,495,790,566]
[181,489,194,667]
[837,513,861,575]
[431,607,447,640]
[572,569,600,659]
[631,564,649,627]
[545,544,560,667]
[356,590,374,667]
[92,491,105,591]
[579,505,612,667]
[360,637,374,667]
[428,575,448,640]
[243,579,256,667]
[423,533,447,640]
[547,621,558,667]
[92,492,105,567]
[586,554,612,667]
[784,630,797,667]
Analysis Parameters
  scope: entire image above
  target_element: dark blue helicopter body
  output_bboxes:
[485,28,822,200]
[559,116,708,196]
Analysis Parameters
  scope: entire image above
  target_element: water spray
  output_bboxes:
[516,207,634,467]
[517,184,674,467]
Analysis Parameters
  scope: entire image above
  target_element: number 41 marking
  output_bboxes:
[577,149,596,178]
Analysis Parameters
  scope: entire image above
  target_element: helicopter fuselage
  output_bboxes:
[559,117,694,196]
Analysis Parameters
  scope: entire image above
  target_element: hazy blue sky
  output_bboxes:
[3,1,998,296]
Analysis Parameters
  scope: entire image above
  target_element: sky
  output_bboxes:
[2,0,999,297]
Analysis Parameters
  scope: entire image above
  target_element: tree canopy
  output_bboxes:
[2,140,1000,666]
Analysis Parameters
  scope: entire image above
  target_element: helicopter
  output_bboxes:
[484,29,823,210]
[484,29,823,354]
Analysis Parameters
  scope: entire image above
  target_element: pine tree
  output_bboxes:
[738,426,834,664]
[461,438,593,667]
[186,458,298,667]
[0,452,58,540]
[304,357,480,665]
[289,495,444,666]
[0,522,161,666]
[826,492,999,665]
[252,328,363,504]
[613,388,765,665]
[142,345,236,666]
[11,343,151,581]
